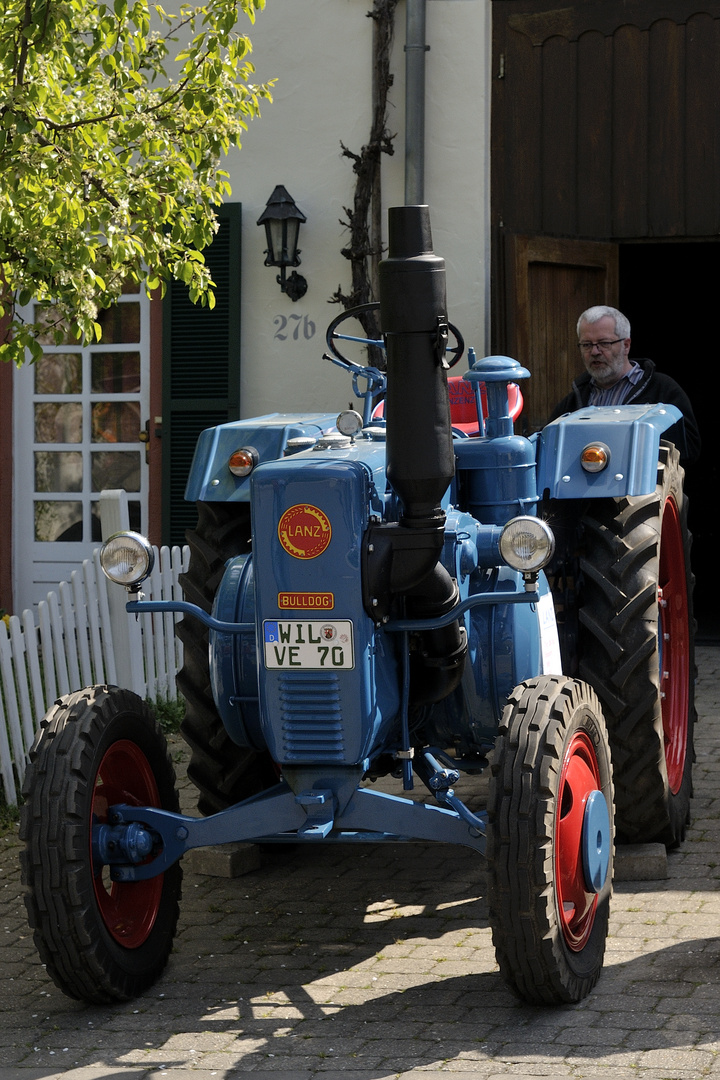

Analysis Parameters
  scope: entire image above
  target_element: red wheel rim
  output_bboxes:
[91,740,163,948]
[658,496,690,794]
[555,729,601,951]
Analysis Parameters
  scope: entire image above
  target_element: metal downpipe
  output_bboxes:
[405,0,427,205]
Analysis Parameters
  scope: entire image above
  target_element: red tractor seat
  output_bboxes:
[372,376,523,436]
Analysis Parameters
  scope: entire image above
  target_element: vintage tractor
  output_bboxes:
[20,206,694,1009]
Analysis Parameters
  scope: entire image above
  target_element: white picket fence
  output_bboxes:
[0,544,189,807]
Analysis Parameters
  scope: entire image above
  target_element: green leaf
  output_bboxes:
[0,0,272,365]
[27,337,44,364]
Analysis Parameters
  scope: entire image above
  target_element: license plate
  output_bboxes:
[263,620,354,670]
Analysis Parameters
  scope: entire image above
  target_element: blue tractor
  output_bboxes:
[21,206,694,1007]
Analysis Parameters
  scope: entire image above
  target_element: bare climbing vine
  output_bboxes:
[330,0,399,360]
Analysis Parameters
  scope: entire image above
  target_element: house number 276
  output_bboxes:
[273,314,316,341]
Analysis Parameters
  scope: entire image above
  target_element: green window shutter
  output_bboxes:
[162,204,241,545]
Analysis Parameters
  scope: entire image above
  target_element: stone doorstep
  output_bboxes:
[614,842,668,881]
[182,842,261,878]
[181,840,667,882]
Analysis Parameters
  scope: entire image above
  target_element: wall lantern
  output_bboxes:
[257,185,308,302]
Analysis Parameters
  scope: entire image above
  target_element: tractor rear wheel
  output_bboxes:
[577,442,695,846]
[177,501,278,815]
[20,686,182,1004]
[487,675,614,1005]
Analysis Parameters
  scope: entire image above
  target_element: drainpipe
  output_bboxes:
[405,0,428,205]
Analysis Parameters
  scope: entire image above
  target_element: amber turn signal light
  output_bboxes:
[580,443,610,473]
[228,447,259,477]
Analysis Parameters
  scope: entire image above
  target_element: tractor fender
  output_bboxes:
[209,552,263,750]
[536,402,683,499]
[185,412,340,503]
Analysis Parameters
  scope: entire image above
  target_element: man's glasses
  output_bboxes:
[578,339,624,353]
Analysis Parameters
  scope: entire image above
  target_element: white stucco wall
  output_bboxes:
[229,0,491,418]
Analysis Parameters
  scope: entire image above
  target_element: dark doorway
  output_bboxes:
[619,242,717,640]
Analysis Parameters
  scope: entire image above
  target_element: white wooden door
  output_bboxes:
[13,287,151,613]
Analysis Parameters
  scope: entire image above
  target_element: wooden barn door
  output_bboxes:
[491,0,719,632]
[491,1,720,243]
[503,236,618,434]
[491,0,720,432]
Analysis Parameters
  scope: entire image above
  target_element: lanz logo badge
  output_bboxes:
[278,504,332,559]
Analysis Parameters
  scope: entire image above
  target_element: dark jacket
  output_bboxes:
[550,359,701,464]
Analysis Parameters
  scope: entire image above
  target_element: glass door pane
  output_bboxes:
[13,289,150,610]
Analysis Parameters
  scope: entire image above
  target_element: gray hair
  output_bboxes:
[577,306,631,339]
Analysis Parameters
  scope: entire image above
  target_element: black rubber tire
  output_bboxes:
[177,500,278,815]
[20,686,182,1004]
[577,442,696,847]
[487,675,614,1005]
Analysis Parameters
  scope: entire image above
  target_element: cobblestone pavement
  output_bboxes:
[2,646,720,1080]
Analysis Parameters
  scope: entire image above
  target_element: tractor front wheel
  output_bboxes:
[487,675,614,1005]
[20,686,182,1004]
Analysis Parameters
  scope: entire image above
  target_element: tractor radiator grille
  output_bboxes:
[278,673,345,761]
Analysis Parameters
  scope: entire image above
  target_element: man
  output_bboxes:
[550,306,700,463]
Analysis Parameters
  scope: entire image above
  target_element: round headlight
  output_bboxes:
[100,532,154,587]
[336,409,364,437]
[499,517,555,572]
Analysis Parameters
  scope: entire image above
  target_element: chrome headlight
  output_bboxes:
[100,532,154,587]
[499,517,555,573]
[336,409,364,437]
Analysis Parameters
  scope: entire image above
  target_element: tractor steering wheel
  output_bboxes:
[326,302,465,370]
